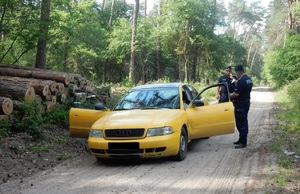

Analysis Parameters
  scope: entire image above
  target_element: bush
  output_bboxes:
[0,121,12,137]
[43,105,69,128]
[287,78,300,109]
[15,102,45,139]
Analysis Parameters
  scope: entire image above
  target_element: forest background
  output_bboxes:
[0,0,298,88]
[0,0,300,188]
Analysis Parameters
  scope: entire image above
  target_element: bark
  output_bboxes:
[0,82,35,102]
[109,0,115,27]
[56,83,65,94]
[35,0,51,69]
[144,0,147,17]
[0,76,49,96]
[129,0,139,83]
[0,67,70,85]
[44,101,54,112]
[156,0,161,79]
[0,97,13,115]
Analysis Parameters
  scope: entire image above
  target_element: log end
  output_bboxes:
[1,98,13,115]
[25,86,36,103]
[43,85,50,96]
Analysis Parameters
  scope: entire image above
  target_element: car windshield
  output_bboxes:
[114,87,180,110]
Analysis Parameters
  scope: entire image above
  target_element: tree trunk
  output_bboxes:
[156,0,161,80]
[129,0,139,83]
[0,67,70,85]
[102,0,106,11]
[0,97,13,115]
[144,0,147,17]
[35,0,51,69]
[109,0,115,27]
[0,76,49,96]
[0,82,35,102]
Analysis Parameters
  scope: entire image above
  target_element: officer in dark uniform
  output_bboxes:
[216,66,237,103]
[230,64,253,149]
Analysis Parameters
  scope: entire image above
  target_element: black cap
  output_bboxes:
[234,64,244,71]
[226,66,232,71]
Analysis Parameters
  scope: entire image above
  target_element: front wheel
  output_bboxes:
[173,128,188,161]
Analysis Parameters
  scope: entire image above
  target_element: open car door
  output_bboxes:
[186,83,235,139]
[69,107,110,138]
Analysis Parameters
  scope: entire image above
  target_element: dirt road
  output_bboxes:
[0,86,280,194]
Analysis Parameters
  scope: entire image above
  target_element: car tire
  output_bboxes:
[174,127,188,161]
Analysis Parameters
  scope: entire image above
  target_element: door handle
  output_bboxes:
[224,108,229,111]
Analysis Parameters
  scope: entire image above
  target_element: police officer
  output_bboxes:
[216,66,237,103]
[230,64,253,149]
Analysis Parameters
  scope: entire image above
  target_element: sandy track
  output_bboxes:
[0,86,280,194]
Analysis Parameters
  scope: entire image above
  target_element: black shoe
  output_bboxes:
[233,141,240,145]
[234,144,247,149]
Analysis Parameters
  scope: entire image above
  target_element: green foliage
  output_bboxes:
[265,33,300,88]
[29,145,48,154]
[277,157,292,168]
[287,78,300,109]
[43,105,69,128]
[274,171,290,187]
[14,102,45,139]
[53,136,68,145]
[0,121,13,137]
[121,76,134,87]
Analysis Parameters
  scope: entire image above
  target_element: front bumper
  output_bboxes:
[88,132,180,158]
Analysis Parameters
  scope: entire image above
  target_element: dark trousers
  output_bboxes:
[234,100,250,145]
[219,93,229,103]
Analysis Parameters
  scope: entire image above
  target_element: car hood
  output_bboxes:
[92,109,181,129]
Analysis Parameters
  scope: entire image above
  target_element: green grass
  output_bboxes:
[272,85,300,188]
[29,145,48,154]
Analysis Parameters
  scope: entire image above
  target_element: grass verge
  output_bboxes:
[271,86,300,191]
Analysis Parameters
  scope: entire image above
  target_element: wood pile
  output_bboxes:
[0,64,100,121]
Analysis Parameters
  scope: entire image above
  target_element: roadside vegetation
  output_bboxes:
[265,35,300,188]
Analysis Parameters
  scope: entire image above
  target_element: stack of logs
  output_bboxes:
[0,64,96,121]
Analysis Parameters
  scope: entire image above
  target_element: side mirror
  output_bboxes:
[192,100,204,107]
[95,103,109,110]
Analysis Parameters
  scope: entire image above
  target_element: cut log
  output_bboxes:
[0,67,70,85]
[0,76,54,96]
[0,82,35,102]
[44,89,52,101]
[51,95,57,105]
[0,97,13,115]
[57,93,66,103]
[42,80,56,92]
[44,101,54,112]
[35,95,43,103]
[12,100,22,111]
[0,77,49,97]
[56,83,65,94]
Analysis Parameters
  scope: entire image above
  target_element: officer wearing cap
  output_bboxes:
[230,64,253,149]
[216,66,237,103]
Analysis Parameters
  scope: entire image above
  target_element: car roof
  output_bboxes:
[131,82,184,90]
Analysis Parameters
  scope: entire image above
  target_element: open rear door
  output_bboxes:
[187,83,235,139]
[69,108,110,138]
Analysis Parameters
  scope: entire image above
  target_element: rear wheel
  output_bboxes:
[174,127,188,161]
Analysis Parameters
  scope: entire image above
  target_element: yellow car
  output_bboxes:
[69,82,235,161]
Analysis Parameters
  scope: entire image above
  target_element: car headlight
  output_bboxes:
[146,127,174,137]
[90,130,103,138]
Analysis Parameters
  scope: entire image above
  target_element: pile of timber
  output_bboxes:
[0,64,98,121]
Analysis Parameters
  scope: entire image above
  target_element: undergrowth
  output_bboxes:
[272,80,300,188]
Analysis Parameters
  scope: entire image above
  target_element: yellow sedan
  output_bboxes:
[69,82,235,161]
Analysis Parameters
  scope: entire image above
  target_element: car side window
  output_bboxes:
[199,86,220,106]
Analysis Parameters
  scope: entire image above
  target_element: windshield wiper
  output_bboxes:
[114,108,131,111]
[141,106,159,110]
